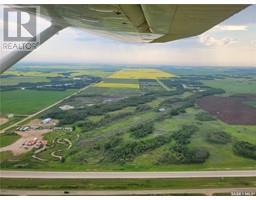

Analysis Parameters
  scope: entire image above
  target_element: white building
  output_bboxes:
[42,118,52,124]
[59,105,74,111]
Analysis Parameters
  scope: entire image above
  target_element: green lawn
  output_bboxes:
[202,78,256,95]
[0,89,76,114]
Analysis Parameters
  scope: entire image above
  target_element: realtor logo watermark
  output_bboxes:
[2,6,40,51]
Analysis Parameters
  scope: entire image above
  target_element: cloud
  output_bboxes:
[215,25,248,31]
[199,34,237,47]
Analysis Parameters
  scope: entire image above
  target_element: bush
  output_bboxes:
[207,131,231,144]
[233,141,256,160]
[172,125,198,145]
[130,123,154,138]
[189,148,209,163]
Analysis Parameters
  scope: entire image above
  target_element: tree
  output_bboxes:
[233,141,256,160]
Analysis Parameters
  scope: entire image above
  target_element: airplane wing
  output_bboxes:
[0,4,249,73]
[13,4,248,43]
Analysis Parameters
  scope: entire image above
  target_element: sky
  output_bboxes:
[0,5,256,67]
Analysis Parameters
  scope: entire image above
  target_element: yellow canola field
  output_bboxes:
[109,69,175,79]
[95,82,140,89]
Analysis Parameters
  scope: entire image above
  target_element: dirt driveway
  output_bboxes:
[0,129,51,156]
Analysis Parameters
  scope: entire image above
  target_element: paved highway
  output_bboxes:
[1,170,256,179]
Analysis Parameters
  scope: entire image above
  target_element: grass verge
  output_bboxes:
[0,177,255,190]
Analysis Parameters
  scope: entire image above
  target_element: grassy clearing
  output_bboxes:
[109,69,175,79]
[0,132,20,148]
[0,89,76,114]
[202,78,256,95]
[0,177,255,190]
[95,82,140,89]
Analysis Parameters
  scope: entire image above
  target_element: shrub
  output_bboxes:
[130,123,154,138]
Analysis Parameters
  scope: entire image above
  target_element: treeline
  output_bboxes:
[158,125,209,164]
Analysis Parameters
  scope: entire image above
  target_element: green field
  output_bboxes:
[0,89,76,114]
[202,78,256,95]
[0,132,20,148]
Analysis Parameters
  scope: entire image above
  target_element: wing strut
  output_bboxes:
[0,24,65,73]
